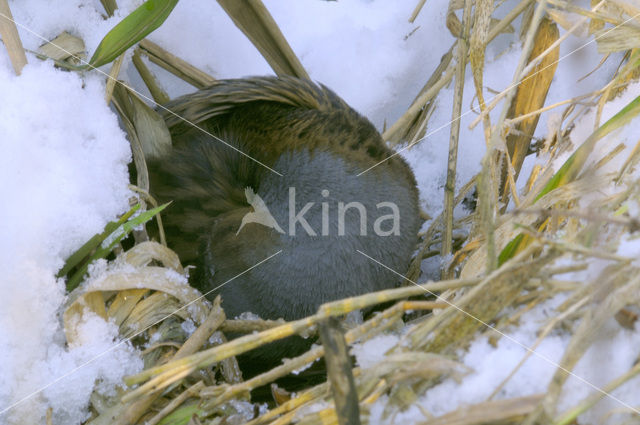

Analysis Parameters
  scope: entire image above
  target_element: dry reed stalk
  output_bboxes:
[505,88,604,126]
[383,46,456,144]
[220,318,286,333]
[99,0,117,16]
[112,86,151,193]
[469,0,494,149]
[138,39,216,89]
[409,0,428,23]
[132,49,170,105]
[60,0,640,423]
[442,0,473,269]
[201,300,409,416]
[122,279,479,402]
[113,300,229,424]
[418,394,544,425]
[399,45,455,146]
[487,295,590,400]
[319,316,361,425]
[488,0,536,42]
[527,270,640,423]
[554,361,640,425]
[422,249,554,354]
[104,53,125,104]
[0,0,27,74]
[217,0,308,79]
[477,0,548,273]
[469,1,607,131]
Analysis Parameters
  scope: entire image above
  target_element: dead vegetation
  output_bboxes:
[3,0,640,424]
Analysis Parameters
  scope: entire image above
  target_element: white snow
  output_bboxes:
[0,5,135,423]
[351,334,399,369]
[1,0,639,424]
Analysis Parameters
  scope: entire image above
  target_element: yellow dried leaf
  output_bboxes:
[503,17,559,197]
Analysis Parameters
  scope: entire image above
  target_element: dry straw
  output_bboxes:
[9,0,639,423]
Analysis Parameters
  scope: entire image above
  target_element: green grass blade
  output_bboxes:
[57,204,140,278]
[498,233,525,266]
[64,203,169,292]
[535,93,640,201]
[158,404,202,425]
[88,0,179,68]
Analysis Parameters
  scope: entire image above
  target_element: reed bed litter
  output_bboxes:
[3,0,640,424]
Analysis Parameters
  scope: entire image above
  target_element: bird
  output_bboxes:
[148,76,421,364]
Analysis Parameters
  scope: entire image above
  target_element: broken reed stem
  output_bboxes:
[442,0,473,271]
[402,44,455,145]
[217,0,309,79]
[383,48,456,143]
[319,316,361,425]
[409,0,428,23]
[174,296,225,359]
[478,150,498,271]
[132,49,170,105]
[0,0,27,75]
[99,0,117,16]
[138,39,216,89]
